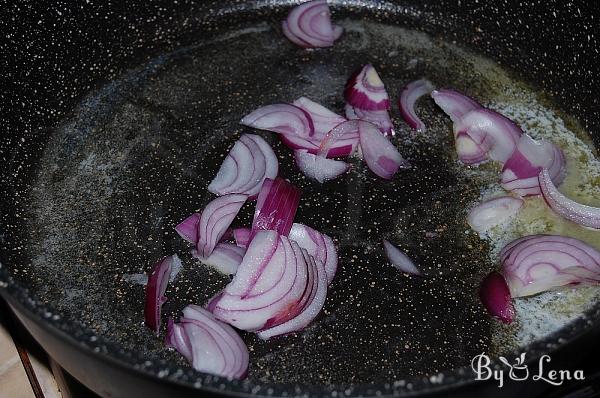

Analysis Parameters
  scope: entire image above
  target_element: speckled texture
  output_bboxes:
[1,1,599,397]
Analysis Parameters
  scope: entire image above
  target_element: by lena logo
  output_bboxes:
[471,353,585,388]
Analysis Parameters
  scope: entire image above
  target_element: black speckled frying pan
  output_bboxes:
[1,1,600,397]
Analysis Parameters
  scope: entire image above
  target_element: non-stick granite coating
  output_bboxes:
[1,1,599,397]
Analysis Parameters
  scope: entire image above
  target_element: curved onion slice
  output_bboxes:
[501,134,565,196]
[383,240,422,276]
[539,168,600,229]
[289,222,338,284]
[358,120,409,179]
[467,196,524,234]
[257,248,328,339]
[317,119,360,157]
[479,271,515,324]
[399,79,435,131]
[292,97,346,137]
[453,108,523,164]
[196,194,248,259]
[279,132,358,158]
[344,104,394,136]
[166,305,249,379]
[295,149,349,183]
[282,0,343,48]
[454,132,489,164]
[192,243,245,275]
[250,177,301,242]
[344,64,390,111]
[175,213,201,243]
[145,254,180,333]
[208,134,278,197]
[431,88,482,122]
[233,227,251,248]
[241,103,315,137]
[212,231,311,331]
[500,234,600,297]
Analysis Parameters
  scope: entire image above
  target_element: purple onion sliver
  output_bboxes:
[479,272,515,324]
[398,79,434,131]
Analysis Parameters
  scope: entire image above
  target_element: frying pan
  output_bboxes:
[1,0,600,397]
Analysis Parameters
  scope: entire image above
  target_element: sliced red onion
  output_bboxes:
[175,213,200,244]
[289,222,337,284]
[358,120,409,179]
[279,131,358,158]
[344,104,394,136]
[500,234,600,297]
[317,119,360,157]
[241,103,315,137]
[249,177,301,242]
[257,248,328,339]
[294,149,349,183]
[208,134,278,198]
[211,231,311,331]
[431,88,482,123]
[192,243,245,275]
[539,168,600,229]
[453,108,523,164]
[399,79,435,131]
[292,97,347,137]
[479,271,515,324]
[166,305,249,379]
[233,227,251,248]
[467,196,524,234]
[144,254,180,334]
[454,132,489,164]
[282,0,343,48]
[196,194,248,259]
[501,134,566,196]
[165,318,192,361]
[382,240,422,276]
[344,64,390,111]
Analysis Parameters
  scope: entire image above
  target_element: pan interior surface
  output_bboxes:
[9,9,600,392]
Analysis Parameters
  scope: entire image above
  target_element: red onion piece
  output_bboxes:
[454,132,489,164]
[479,271,515,324]
[539,168,600,229]
[383,240,422,276]
[212,231,311,331]
[431,88,482,123]
[501,134,565,196]
[249,177,301,242]
[192,243,245,275]
[500,234,600,297]
[175,213,200,244]
[233,227,251,248]
[208,134,278,198]
[241,103,315,137]
[317,119,360,157]
[292,97,347,137]
[196,194,248,259]
[257,248,328,339]
[282,0,343,48]
[295,149,349,183]
[279,131,358,158]
[166,305,249,379]
[165,318,192,361]
[344,64,391,111]
[344,104,394,136]
[144,254,180,333]
[289,222,338,284]
[358,120,409,179]
[467,196,524,234]
[453,108,523,164]
[399,79,435,131]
